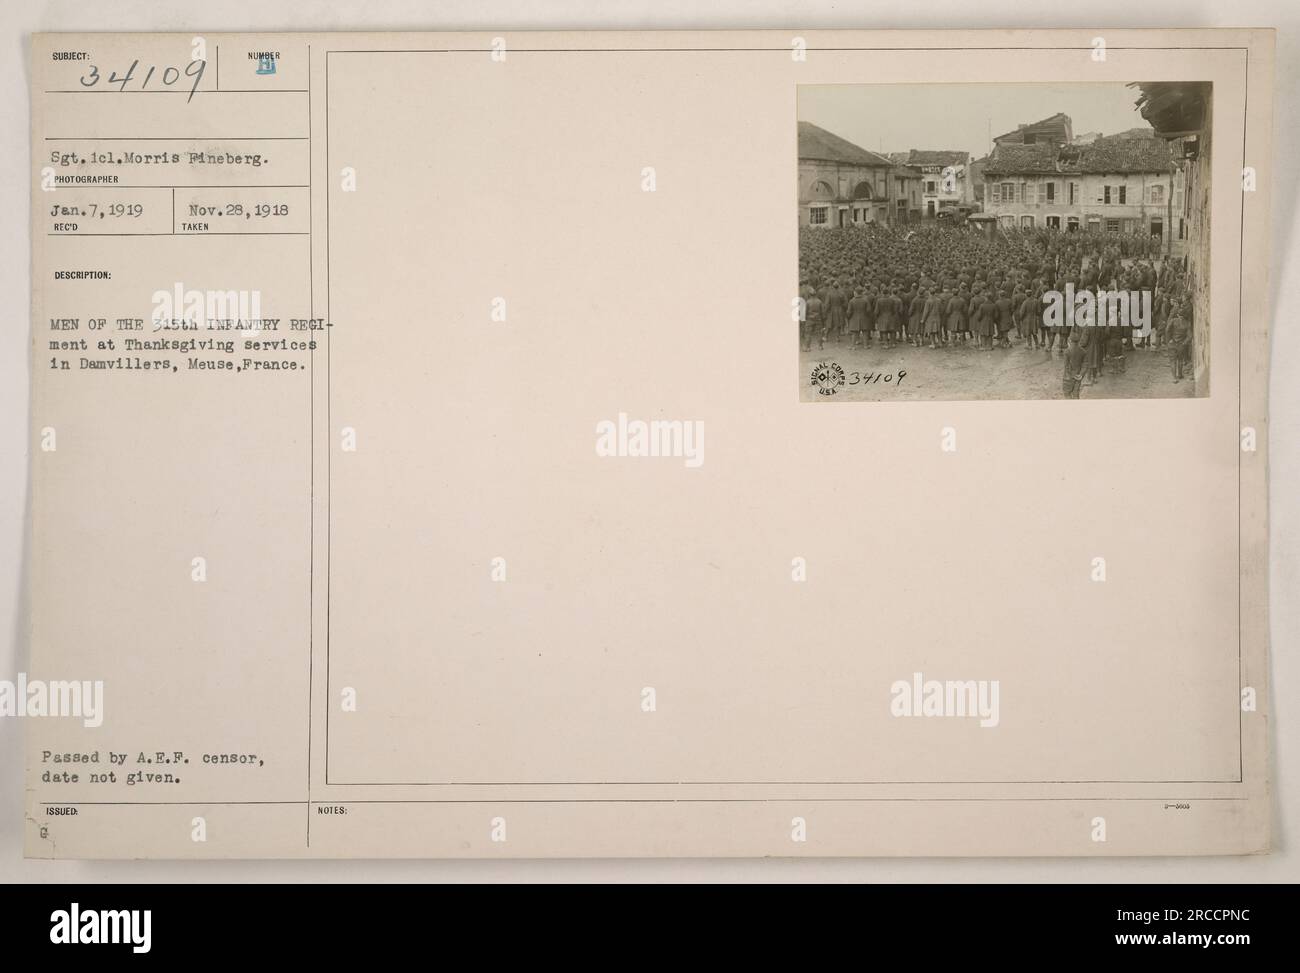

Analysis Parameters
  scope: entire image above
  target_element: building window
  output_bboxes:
[1045,182,1055,203]
[925,180,938,194]
[1105,218,1121,232]
[1021,215,1035,228]
[1069,182,1077,204]
[1047,215,1061,230]
[1150,185,1165,205]
[1001,181,1015,202]
[1118,186,1127,204]
[809,206,829,225]
[1067,216,1080,231]
[1103,185,1113,205]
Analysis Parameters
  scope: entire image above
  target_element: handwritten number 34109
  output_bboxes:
[79,59,206,103]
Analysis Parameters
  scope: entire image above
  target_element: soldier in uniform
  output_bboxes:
[1063,332,1085,398]
[1018,287,1042,351]
[875,286,902,350]
[1165,298,1193,383]
[823,279,847,345]
[945,287,966,347]
[966,286,982,347]
[847,287,871,348]
[802,292,823,352]
[977,289,998,351]
[906,286,925,347]
[995,289,1014,349]
[921,287,943,350]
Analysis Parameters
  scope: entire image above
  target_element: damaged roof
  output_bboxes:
[1132,82,1211,135]
[983,132,1174,176]
[902,149,969,167]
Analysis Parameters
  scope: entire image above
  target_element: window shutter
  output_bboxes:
[991,183,1000,203]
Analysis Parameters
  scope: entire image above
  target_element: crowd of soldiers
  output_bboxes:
[798,223,1197,395]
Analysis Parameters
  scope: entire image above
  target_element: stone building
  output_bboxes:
[899,149,972,217]
[888,160,925,223]
[797,121,898,228]
[968,154,988,205]
[981,129,1176,242]
[1135,81,1213,389]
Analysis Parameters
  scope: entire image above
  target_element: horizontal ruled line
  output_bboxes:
[45,88,308,93]
[48,231,310,237]
[45,136,308,141]
[41,796,1252,806]
[324,45,1250,53]
[49,184,309,189]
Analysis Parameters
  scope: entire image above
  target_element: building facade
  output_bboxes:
[797,121,896,228]
[891,165,924,223]
[968,154,988,206]
[902,150,972,217]
[1137,81,1212,390]
[981,132,1175,242]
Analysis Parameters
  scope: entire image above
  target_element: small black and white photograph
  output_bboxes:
[798,82,1212,401]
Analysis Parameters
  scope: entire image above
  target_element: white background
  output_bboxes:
[1,0,1295,882]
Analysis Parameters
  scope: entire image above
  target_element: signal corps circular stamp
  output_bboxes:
[810,360,845,396]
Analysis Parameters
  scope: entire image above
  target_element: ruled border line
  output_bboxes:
[315,44,1251,793]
